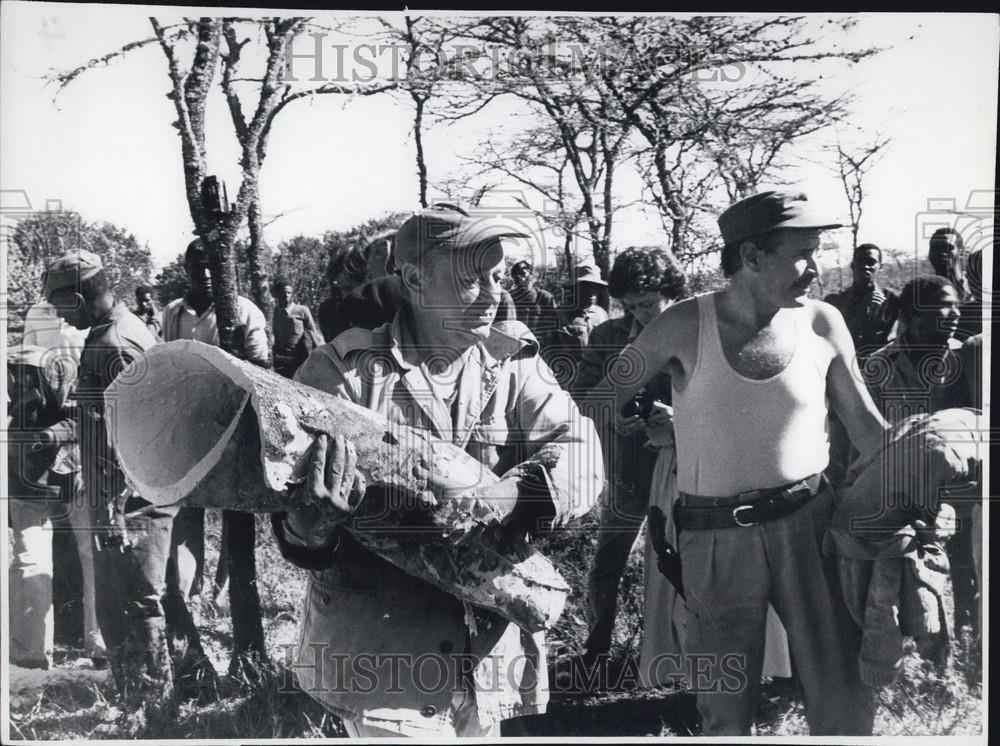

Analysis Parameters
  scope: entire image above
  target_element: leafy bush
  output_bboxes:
[6,211,154,341]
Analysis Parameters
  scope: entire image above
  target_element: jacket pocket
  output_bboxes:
[465,417,508,472]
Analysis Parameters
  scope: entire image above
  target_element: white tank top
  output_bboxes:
[673,293,831,496]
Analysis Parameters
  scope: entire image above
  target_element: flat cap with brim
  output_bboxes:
[718,190,841,247]
[393,203,530,267]
[42,250,103,298]
[562,263,607,287]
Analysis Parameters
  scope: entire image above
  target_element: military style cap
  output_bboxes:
[718,191,841,247]
[42,250,103,298]
[393,203,530,267]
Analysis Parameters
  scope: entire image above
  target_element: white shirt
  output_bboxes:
[161,294,269,365]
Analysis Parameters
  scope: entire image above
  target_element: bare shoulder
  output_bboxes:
[631,294,701,382]
[805,298,847,338]
[655,294,700,336]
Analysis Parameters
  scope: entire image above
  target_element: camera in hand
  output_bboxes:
[621,389,655,420]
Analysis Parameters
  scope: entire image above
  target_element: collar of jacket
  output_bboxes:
[85,299,129,339]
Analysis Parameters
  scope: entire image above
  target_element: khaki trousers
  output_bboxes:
[9,471,104,667]
[679,486,875,736]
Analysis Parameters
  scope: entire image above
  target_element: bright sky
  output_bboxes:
[1,3,997,274]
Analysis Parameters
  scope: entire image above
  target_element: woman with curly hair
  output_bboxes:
[575,246,687,679]
[317,242,373,342]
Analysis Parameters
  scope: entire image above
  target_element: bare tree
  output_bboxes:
[152,16,268,675]
[455,121,603,271]
[601,16,875,259]
[831,131,892,249]
[635,138,720,266]
[373,17,463,208]
[695,79,851,201]
[439,17,647,275]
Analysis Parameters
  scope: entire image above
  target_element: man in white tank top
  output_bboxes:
[609,191,890,736]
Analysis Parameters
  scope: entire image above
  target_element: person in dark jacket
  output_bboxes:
[508,259,558,339]
[44,250,174,706]
[928,228,971,298]
[270,276,323,378]
[863,276,966,417]
[956,248,982,340]
[823,243,900,358]
[823,243,900,485]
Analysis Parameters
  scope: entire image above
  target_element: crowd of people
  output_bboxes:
[6,192,985,736]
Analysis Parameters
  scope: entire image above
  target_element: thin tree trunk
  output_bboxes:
[412,94,429,209]
[199,179,268,666]
[670,214,686,258]
[562,228,575,273]
[246,184,273,330]
[597,152,614,277]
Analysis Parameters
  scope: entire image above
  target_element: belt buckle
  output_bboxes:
[732,504,758,527]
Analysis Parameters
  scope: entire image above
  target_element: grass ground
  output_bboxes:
[8,509,983,740]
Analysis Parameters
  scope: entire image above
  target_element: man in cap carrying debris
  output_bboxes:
[271,203,604,737]
[612,191,887,735]
[42,250,174,705]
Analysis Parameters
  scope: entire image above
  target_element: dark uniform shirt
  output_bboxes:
[272,302,321,376]
[825,282,900,360]
[509,285,558,338]
[863,336,969,422]
[955,298,982,341]
[74,301,157,512]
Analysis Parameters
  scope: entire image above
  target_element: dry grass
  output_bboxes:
[8,509,983,739]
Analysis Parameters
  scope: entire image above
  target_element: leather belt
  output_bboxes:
[674,474,824,531]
